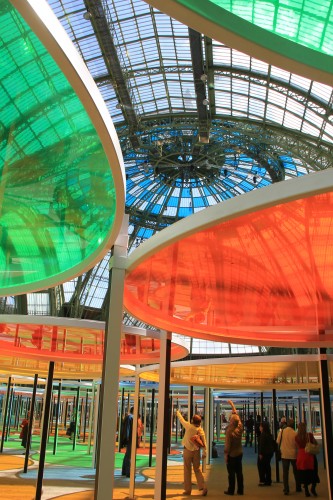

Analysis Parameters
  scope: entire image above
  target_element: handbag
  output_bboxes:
[305,434,320,455]
[190,432,205,449]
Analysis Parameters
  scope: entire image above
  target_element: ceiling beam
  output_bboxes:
[188,28,210,143]
[84,0,140,149]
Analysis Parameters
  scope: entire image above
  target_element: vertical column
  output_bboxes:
[272,388,280,483]
[72,386,80,451]
[129,371,140,499]
[92,383,100,467]
[318,347,333,499]
[36,362,54,500]
[204,387,211,466]
[188,386,194,421]
[154,330,172,500]
[216,401,220,442]
[83,388,89,443]
[149,388,155,467]
[24,373,38,472]
[118,387,125,452]
[0,376,11,452]
[94,215,128,500]
[53,382,62,455]
[87,381,96,455]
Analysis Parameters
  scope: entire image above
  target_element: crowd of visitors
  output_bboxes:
[118,406,320,498]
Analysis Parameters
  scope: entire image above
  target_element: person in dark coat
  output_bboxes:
[257,421,275,486]
[20,414,29,450]
[224,401,244,496]
[121,407,134,477]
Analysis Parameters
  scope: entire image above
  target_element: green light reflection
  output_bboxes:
[187,0,333,55]
[0,1,117,293]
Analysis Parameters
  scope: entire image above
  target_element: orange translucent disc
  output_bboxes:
[124,191,333,346]
[0,319,188,364]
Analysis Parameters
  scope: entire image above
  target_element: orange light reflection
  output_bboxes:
[124,192,333,346]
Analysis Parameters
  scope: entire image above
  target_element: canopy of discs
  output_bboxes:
[0,316,188,378]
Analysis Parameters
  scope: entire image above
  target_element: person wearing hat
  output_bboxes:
[176,409,208,496]
[224,401,244,496]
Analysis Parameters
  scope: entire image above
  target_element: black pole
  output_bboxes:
[15,394,22,429]
[73,385,80,450]
[319,347,333,497]
[118,387,125,452]
[5,388,14,440]
[148,388,155,467]
[254,399,257,453]
[35,362,54,500]
[48,398,54,441]
[189,386,194,420]
[260,392,264,423]
[83,389,89,443]
[24,373,38,472]
[64,400,68,428]
[158,336,172,500]
[53,382,62,455]
[0,376,11,452]
[272,389,280,483]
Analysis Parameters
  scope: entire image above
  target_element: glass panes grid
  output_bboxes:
[210,0,333,55]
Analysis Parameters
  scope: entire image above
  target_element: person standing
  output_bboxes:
[295,422,320,497]
[137,415,144,448]
[257,421,275,486]
[276,418,301,495]
[20,413,29,452]
[121,407,134,477]
[244,414,254,447]
[224,400,244,496]
[176,409,208,496]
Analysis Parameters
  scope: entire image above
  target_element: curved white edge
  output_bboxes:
[0,315,189,354]
[8,0,126,291]
[126,169,333,272]
[143,0,333,86]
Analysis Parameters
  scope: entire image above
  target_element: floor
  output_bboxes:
[0,442,328,499]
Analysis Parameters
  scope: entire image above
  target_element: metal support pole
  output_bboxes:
[118,387,125,452]
[24,373,38,472]
[35,362,54,500]
[319,347,333,499]
[154,331,171,500]
[72,386,80,451]
[272,389,280,483]
[0,376,11,452]
[129,371,140,499]
[94,215,128,500]
[53,382,62,455]
[149,388,155,467]
[189,386,194,421]
[87,381,96,455]
[83,389,89,443]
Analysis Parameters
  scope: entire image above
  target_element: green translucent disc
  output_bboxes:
[0,2,120,294]
[149,0,333,82]
[205,0,333,56]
